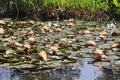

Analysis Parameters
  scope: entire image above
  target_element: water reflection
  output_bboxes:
[78,61,102,80]
[0,61,120,80]
[0,67,20,80]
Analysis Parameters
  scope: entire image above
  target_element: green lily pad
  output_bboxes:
[3,54,14,59]
[62,59,76,64]
[0,63,10,67]
[101,62,111,67]
[10,58,19,63]
[94,62,110,67]
[0,47,6,52]
[49,56,62,60]
[114,60,120,65]
[17,64,36,69]
[16,49,26,54]
[108,55,120,60]
[68,55,78,60]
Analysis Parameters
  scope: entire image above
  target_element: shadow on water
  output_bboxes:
[1,60,120,80]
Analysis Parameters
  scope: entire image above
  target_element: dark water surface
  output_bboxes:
[0,60,119,80]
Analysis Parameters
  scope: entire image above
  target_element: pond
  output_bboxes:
[0,19,120,80]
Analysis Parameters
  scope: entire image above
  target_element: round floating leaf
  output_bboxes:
[16,49,26,54]
[18,64,36,69]
[114,60,120,65]
[108,55,120,60]
[0,63,10,67]
[0,47,6,52]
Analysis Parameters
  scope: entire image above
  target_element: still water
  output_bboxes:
[0,60,119,80]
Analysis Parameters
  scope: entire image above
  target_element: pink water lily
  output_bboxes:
[14,42,22,47]
[28,37,35,43]
[55,28,62,33]
[41,24,50,32]
[61,38,67,44]
[29,31,34,35]
[0,20,5,24]
[88,40,96,46]
[84,30,91,34]
[0,28,5,34]
[24,44,31,49]
[28,20,35,25]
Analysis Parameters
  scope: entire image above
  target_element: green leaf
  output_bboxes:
[113,0,119,6]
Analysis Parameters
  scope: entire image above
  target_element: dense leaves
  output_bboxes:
[0,19,120,70]
[0,0,120,21]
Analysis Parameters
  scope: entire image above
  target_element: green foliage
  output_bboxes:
[112,0,120,15]
[0,0,120,20]
[80,0,109,11]
[0,0,119,11]
[113,0,120,7]
[10,0,109,11]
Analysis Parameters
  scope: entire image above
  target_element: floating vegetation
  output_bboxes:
[0,19,119,71]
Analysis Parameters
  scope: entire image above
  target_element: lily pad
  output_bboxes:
[114,60,120,65]
[49,56,62,60]
[94,62,110,67]
[62,59,76,64]
[17,64,36,69]
[3,54,14,59]
[0,47,6,52]
[0,63,10,67]
[108,55,120,60]
[16,49,26,54]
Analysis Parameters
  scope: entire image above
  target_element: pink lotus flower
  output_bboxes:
[68,22,75,27]
[28,37,35,43]
[0,28,5,34]
[19,31,23,35]
[84,30,91,34]
[100,32,108,36]
[72,38,77,43]
[61,38,67,44]
[41,24,49,32]
[0,20,5,24]
[99,35,106,39]
[29,31,34,35]
[88,40,96,46]
[100,54,107,61]
[4,38,11,42]
[50,44,59,53]
[38,51,47,62]
[50,46,58,53]
[55,28,62,32]
[14,42,21,47]
[28,20,35,25]
[24,44,31,49]
[99,32,108,39]
[94,49,103,56]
